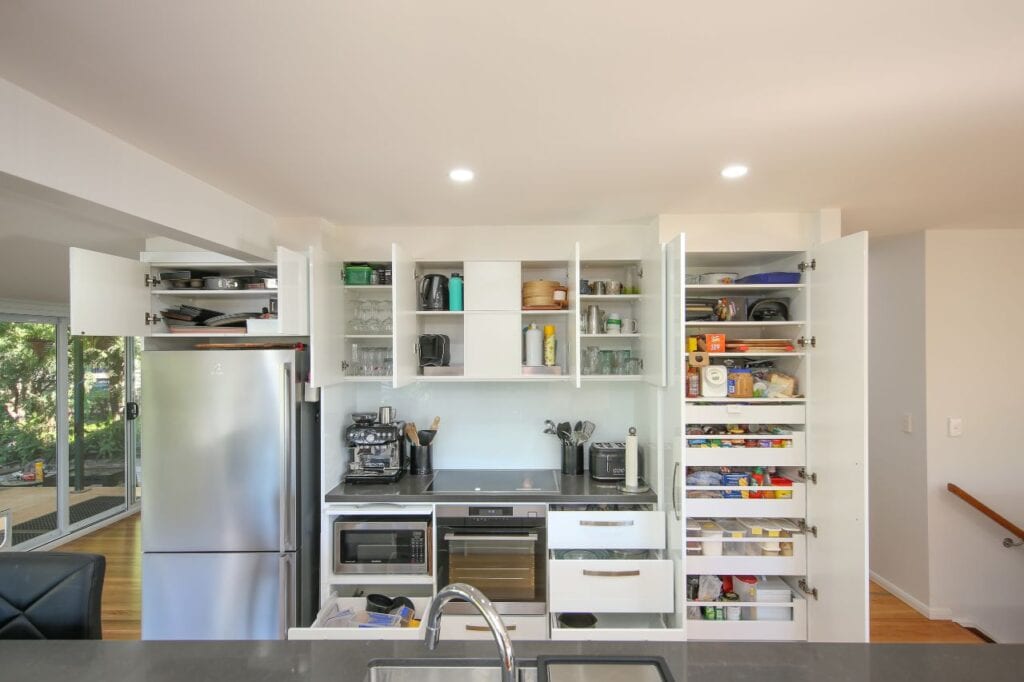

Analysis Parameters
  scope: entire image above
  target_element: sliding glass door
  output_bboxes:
[0,315,64,548]
[0,312,138,550]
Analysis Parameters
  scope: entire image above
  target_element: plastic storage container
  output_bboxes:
[713,519,748,556]
[344,264,373,285]
[699,520,724,556]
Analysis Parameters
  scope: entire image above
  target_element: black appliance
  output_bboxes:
[343,412,404,484]
[419,274,449,311]
[748,298,790,321]
[418,334,451,367]
[589,441,644,481]
[436,504,547,615]
[333,515,431,575]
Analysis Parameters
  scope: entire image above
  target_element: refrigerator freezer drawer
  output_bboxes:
[142,552,294,640]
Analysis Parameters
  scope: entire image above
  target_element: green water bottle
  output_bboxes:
[449,272,463,311]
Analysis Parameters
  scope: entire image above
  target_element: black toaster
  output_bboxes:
[588,442,644,481]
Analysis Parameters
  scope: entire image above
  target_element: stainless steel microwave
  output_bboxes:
[333,515,431,574]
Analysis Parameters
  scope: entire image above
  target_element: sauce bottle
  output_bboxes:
[686,365,701,397]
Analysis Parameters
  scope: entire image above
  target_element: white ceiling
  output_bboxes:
[1,1,1024,234]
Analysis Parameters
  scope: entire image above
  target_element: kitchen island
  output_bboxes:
[0,640,1020,681]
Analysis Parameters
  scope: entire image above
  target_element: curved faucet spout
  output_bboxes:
[423,583,516,682]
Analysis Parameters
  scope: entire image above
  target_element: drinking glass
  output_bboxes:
[355,300,373,333]
[625,357,643,376]
[583,346,600,375]
[612,350,631,375]
[598,350,613,375]
[375,300,392,334]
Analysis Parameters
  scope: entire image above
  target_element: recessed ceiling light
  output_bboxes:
[449,168,475,183]
[721,164,749,179]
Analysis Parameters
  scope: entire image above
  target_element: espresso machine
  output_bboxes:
[343,408,404,484]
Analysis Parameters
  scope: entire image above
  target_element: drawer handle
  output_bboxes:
[582,569,641,577]
[579,520,635,527]
[466,624,516,632]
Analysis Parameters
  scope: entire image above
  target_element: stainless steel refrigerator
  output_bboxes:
[141,349,318,640]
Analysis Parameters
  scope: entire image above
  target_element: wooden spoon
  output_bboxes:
[404,422,421,446]
[430,416,441,432]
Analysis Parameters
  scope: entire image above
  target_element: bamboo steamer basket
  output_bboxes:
[522,280,568,308]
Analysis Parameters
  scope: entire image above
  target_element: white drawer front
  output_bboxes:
[548,511,665,550]
[439,614,548,641]
[685,482,806,519]
[685,403,805,425]
[685,535,807,576]
[549,613,684,641]
[549,559,673,613]
[685,432,806,468]
[288,597,430,640]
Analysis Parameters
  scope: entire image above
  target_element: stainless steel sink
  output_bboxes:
[366,662,538,682]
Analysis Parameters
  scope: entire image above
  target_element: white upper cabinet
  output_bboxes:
[69,246,310,339]
[641,232,667,387]
[391,243,418,388]
[464,261,521,311]
[275,246,310,335]
[70,247,151,337]
[307,246,345,388]
[805,231,869,642]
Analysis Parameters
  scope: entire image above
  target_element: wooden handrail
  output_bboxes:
[947,483,1024,541]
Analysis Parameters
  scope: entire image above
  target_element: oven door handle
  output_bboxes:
[443,533,539,543]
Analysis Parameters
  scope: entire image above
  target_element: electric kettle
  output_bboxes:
[419,274,449,310]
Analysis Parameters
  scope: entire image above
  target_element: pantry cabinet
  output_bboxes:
[666,231,868,643]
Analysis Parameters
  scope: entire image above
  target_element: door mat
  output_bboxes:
[11,495,125,545]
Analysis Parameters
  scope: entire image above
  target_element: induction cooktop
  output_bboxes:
[426,469,560,493]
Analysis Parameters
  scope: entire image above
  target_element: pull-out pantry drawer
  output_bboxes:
[548,511,665,550]
[685,403,805,425]
[439,614,548,641]
[549,559,673,613]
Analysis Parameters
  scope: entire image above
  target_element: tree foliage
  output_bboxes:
[0,322,125,471]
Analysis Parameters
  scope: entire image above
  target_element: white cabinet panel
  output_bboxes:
[688,591,807,641]
[276,246,309,335]
[549,559,673,613]
[806,231,869,643]
[548,511,665,550]
[392,243,418,388]
[685,403,806,425]
[308,246,345,387]
[641,232,666,386]
[464,312,521,378]
[69,247,150,337]
[439,614,547,641]
[464,261,520,311]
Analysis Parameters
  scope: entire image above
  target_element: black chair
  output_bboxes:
[0,552,105,639]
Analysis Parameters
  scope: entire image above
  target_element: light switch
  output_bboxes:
[948,417,964,438]
[902,414,913,434]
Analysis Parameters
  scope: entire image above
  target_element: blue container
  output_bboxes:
[735,272,801,284]
[449,273,463,311]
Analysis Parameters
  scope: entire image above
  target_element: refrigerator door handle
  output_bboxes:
[281,362,296,552]
[279,553,295,636]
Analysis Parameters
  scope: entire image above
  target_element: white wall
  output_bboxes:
[924,229,1024,642]
[867,232,931,609]
[352,382,641,470]
[655,210,841,252]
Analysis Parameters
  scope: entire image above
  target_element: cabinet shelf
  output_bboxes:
[686,283,804,292]
[343,284,392,290]
[579,294,641,301]
[326,574,434,586]
[344,334,392,339]
[685,397,806,403]
[416,310,464,316]
[685,352,805,358]
[580,333,640,339]
[581,375,644,382]
[343,376,393,383]
[152,290,277,297]
[522,309,573,315]
[685,320,806,327]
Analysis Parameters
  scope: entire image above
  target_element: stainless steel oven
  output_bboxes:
[333,515,430,575]
[436,504,547,615]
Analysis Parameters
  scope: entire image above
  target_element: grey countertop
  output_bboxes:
[1,640,1021,682]
[325,470,658,504]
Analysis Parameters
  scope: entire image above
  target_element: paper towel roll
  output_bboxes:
[625,427,639,489]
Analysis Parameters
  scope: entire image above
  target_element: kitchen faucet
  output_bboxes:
[423,583,516,682]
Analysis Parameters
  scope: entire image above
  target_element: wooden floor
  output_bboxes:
[59,512,142,640]
[58,513,986,643]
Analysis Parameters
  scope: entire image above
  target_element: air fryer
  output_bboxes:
[418,334,451,367]
[748,298,790,322]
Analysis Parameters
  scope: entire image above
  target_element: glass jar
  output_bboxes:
[727,368,754,398]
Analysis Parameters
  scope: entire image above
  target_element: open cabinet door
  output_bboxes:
[661,233,685,633]
[806,231,869,642]
[276,246,309,335]
[308,246,345,388]
[392,243,418,388]
[571,242,581,388]
[641,229,666,387]
[69,247,150,337]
